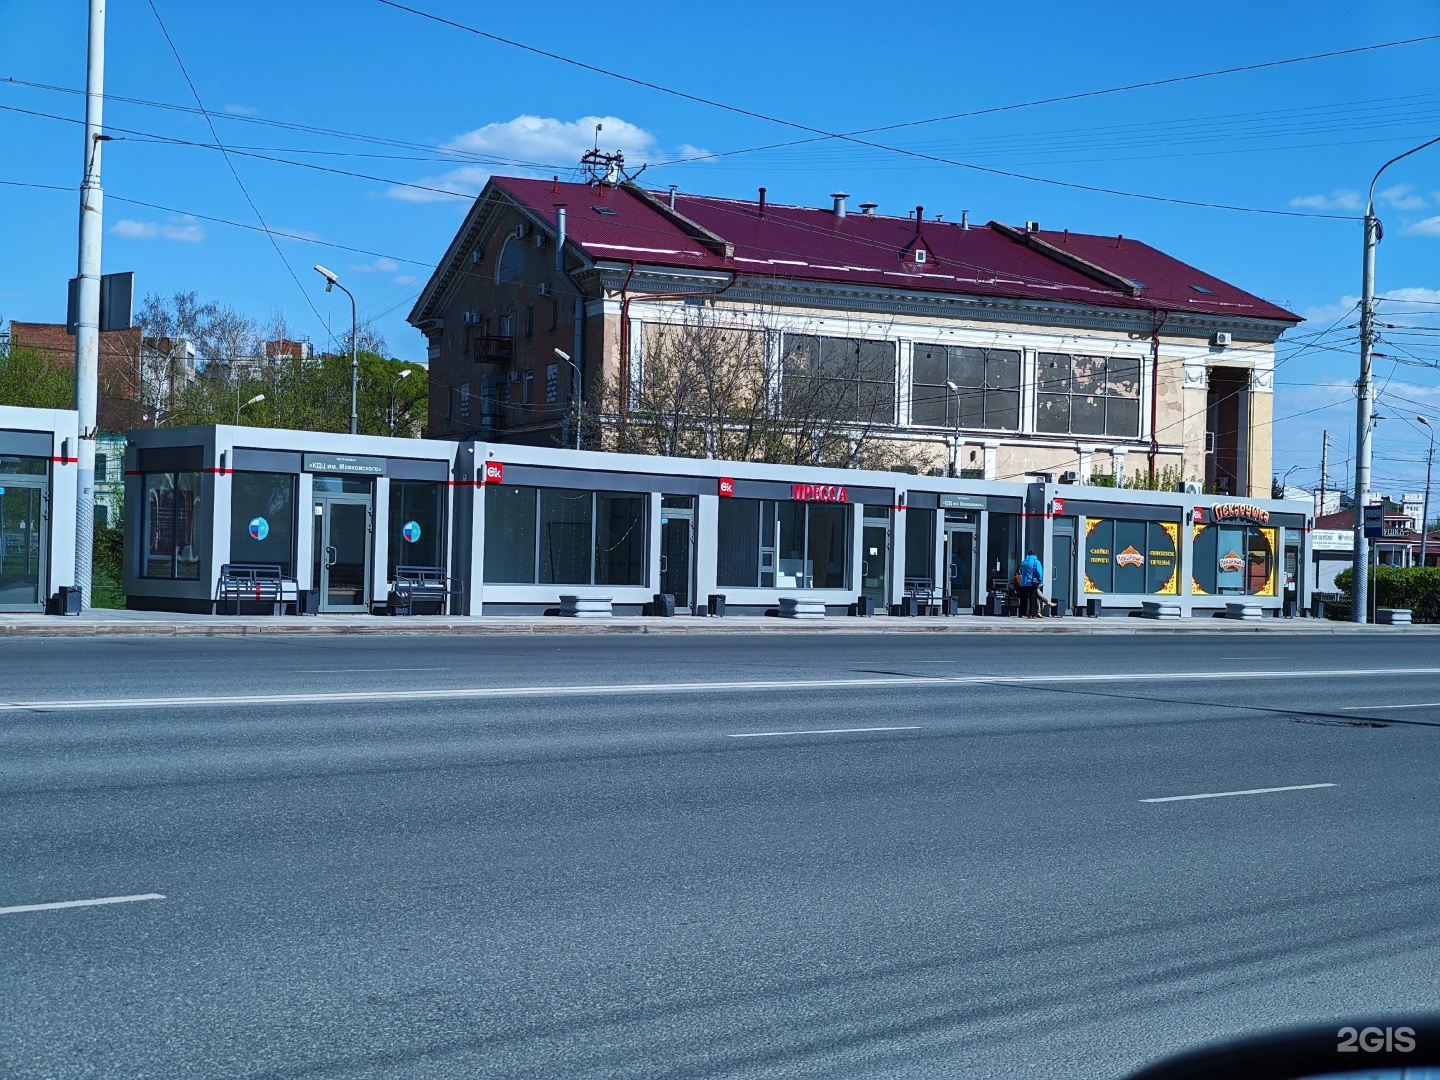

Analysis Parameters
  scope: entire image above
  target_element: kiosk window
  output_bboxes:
[483,485,647,587]
[143,471,202,579]
[1083,519,1179,594]
[388,480,445,579]
[1192,523,1276,596]
[230,472,295,575]
[717,497,851,590]
[905,507,936,583]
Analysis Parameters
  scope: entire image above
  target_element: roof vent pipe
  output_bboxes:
[831,192,849,219]
[915,206,924,233]
[859,202,877,214]
[960,209,969,230]
[668,185,677,210]
[758,187,767,218]
[555,205,567,274]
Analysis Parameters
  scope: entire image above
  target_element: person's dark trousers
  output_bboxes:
[1019,584,1037,617]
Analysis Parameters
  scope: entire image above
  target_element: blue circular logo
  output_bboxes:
[402,520,422,543]
[249,516,269,541]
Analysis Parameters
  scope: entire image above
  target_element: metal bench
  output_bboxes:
[387,565,464,616]
[901,577,942,616]
[216,563,295,616]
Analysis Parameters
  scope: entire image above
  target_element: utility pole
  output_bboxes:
[1352,136,1440,624]
[73,0,107,610]
[1316,430,1329,518]
[1420,416,1434,570]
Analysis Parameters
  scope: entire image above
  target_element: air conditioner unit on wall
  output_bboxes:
[1177,480,1202,494]
[1212,331,1232,347]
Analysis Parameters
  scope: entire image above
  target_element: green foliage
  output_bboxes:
[0,336,72,409]
[1334,565,1440,623]
[91,516,127,609]
[164,353,427,435]
[1088,465,1189,491]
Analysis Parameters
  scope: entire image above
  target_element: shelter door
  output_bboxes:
[943,525,977,612]
[1051,520,1076,615]
[659,500,695,612]
[0,481,46,611]
[313,495,372,612]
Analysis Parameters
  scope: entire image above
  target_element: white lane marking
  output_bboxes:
[296,667,452,673]
[0,893,165,915]
[1342,702,1440,711]
[4,667,1439,713]
[727,726,922,739]
[1141,783,1336,804]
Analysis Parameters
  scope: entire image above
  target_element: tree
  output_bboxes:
[599,306,928,471]
[0,328,72,409]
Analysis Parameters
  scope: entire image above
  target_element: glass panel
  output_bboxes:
[1072,355,1106,396]
[326,502,369,607]
[484,485,537,584]
[595,492,646,586]
[231,473,296,576]
[1146,522,1178,595]
[913,344,947,386]
[1107,396,1140,437]
[904,507,936,585]
[806,503,849,590]
[1036,393,1069,433]
[776,502,806,587]
[861,515,889,605]
[1248,527,1276,596]
[717,498,760,588]
[956,384,985,429]
[1108,357,1141,399]
[175,473,202,580]
[1072,395,1107,436]
[954,346,985,388]
[988,349,1021,390]
[144,473,176,578]
[1191,522,1217,595]
[910,382,948,426]
[389,480,444,578]
[1084,519,1114,594]
[0,455,47,476]
[0,485,43,607]
[660,514,693,608]
[1037,353,1071,392]
[1112,520,1147,594]
[760,500,775,587]
[539,489,593,585]
[313,476,372,494]
[1214,525,1247,594]
[985,390,1021,431]
[946,527,974,609]
[987,513,1021,591]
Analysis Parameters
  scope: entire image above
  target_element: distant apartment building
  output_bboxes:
[408,177,1300,498]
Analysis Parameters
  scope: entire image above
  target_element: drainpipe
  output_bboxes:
[1149,309,1168,483]
[554,205,566,274]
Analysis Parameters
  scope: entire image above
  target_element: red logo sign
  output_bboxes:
[792,483,848,503]
[1115,545,1144,568]
[1212,502,1270,525]
[484,461,504,484]
[718,477,734,497]
[1219,549,1244,573]
[1052,497,1065,516]
[1193,506,1205,523]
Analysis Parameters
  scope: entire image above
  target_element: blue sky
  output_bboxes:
[3,1,1439,498]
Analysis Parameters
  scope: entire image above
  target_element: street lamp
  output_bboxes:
[944,380,962,478]
[1281,464,1303,495]
[1352,135,1440,622]
[555,348,581,451]
[314,264,358,435]
[237,392,264,425]
[1420,416,1434,569]
[388,368,413,437]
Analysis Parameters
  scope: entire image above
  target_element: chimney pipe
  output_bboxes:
[960,209,969,230]
[552,174,559,193]
[831,192,849,219]
[915,206,923,234]
[668,184,677,210]
[555,205,567,273]
[758,187,767,218]
[859,202,877,215]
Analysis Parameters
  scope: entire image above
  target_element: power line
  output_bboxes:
[373,0,1393,220]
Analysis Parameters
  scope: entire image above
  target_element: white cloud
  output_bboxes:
[223,104,262,117]
[1377,286,1440,306]
[1304,286,1440,330]
[275,226,324,243]
[110,215,205,243]
[393,274,420,286]
[1403,215,1440,238]
[111,219,158,239]
[675,144,714,163]
[1380,184,1429,211]
[349,257,400,273]
[386,114,660,203]
[1290,190,1362,211]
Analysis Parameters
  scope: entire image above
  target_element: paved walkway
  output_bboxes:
[2,608,1433,637]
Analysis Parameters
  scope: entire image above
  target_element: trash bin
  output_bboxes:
[297,589,321,615]
[653,593,676,617]
[853,595,874,617]
[50,586,82,616]
[707,594,726,617]
[1086,597,1103,618]
[989,591,1004,617]
[1283,597,1298,619]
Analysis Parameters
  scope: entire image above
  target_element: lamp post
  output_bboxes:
[314,264,358,435]
[555,348,581,450]
[1281,464,1302,496]
[1420,415,1434,569]
[237,392,264,425]
[1352,135,1440,623]
[944,379,962,478]
[388,368,413,437]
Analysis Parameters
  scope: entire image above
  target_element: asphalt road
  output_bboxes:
[3,633,1438,1079]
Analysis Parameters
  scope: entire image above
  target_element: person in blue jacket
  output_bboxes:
[1018,549,1044,619]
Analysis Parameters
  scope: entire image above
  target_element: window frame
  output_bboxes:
[910,343,1022,432]
[1035,352,1143,438]
[716,496,852,590]
[781,333,897,426]
[141,470,203,580]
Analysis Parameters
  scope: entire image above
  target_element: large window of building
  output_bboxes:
[143,471,201,579]
[1192,523,1276,596]
[230,472,295,575]
[483,485,647,586]
[1083,519,1179,594]
[388,480,446,579]
[911,345,1021,431]
[717,497,850,589]
[1036,353,1141,437]
[782,334,896,425]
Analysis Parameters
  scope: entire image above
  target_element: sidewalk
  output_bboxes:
[3,609,1435,637]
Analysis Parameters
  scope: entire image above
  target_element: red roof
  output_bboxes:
[490,178,1300,324]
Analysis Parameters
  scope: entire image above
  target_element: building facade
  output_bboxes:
[409,179,1300,498]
